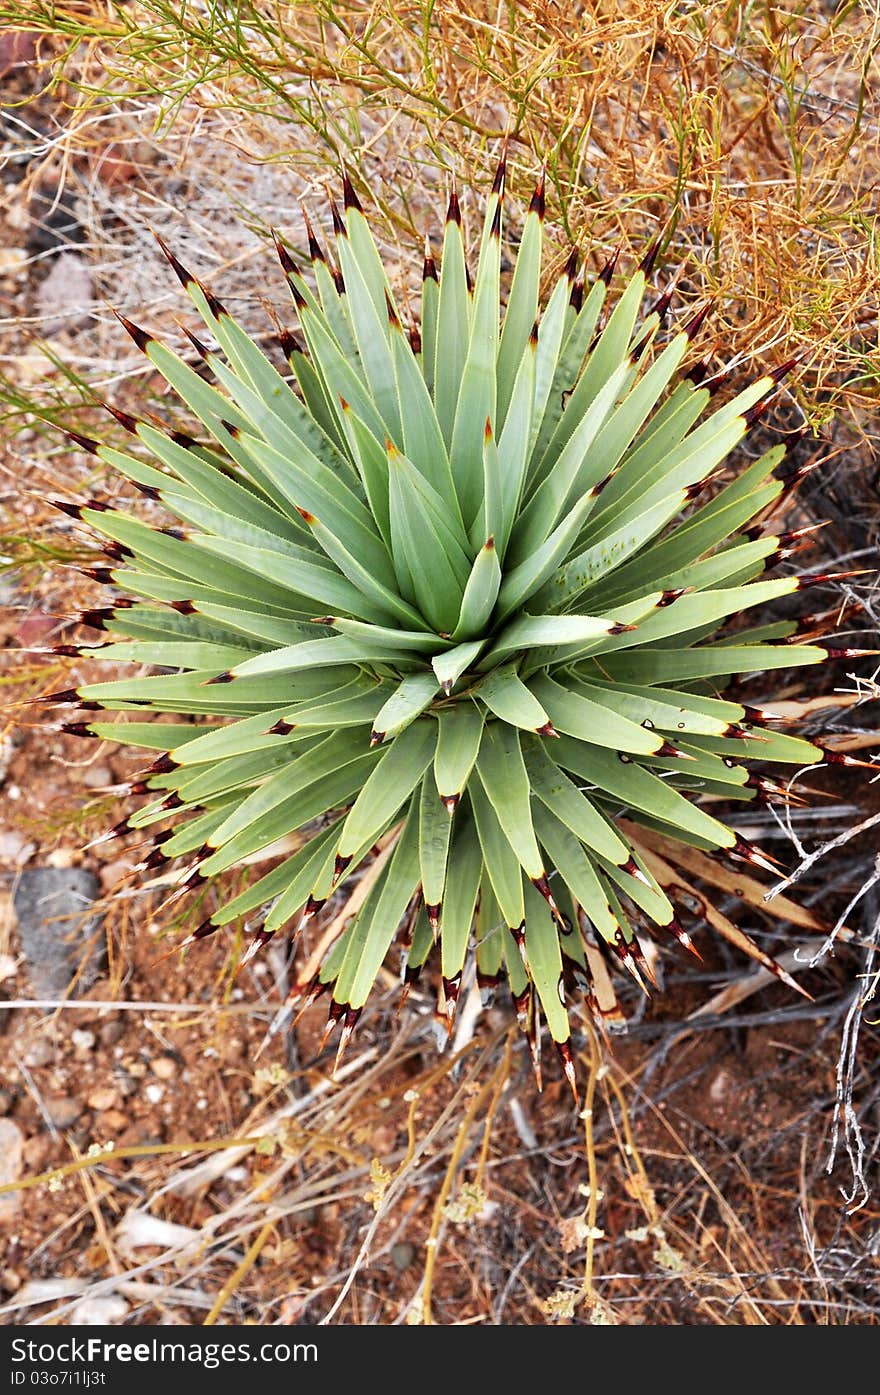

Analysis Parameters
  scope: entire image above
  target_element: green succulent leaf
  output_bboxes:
[48,155,859,1084]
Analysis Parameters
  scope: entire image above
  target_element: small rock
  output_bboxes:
[99,1018,125,1048]
[0,831,35,865]
[0,954,16,984]
[391,1241,415,1271]
[0,1267,21,1293]
[144,1083,164,1105]
[100,1109,128,1134]
[117,1120,160,1149]
[150,1056,177,1081]
[0,1119,24,1221]
[86,1087,118,1113]
[46,848,77,870]
[0,733,14,785]
[70,1294,129,1326]
[13,868,104,998]
[44,1096,82,1130]
[23,1037,55,1069]
[35,252,95,335]
[112,1064,138,1098]
[22,1135,52,1171]
[71,1028,95,1055]
[99,860,133,893]
[0,1087,14,1116]
[81,766,112,790]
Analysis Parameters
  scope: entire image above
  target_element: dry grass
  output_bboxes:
[0,0,878,1327]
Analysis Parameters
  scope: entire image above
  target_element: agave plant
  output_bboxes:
[44,150,869,1090]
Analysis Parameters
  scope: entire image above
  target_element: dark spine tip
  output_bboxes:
[446,188,461,226]
[49,498,83,520]
[598,246,620,286]
[66,430,99,455]
[409,325,422,355]
[563,246,579,282]
[78,607,113,629]
[490,138,508,197]
[101,542,132,563]
[683,358,711,386]
[743,399,770,430]
[206,670,235,684]
[182,325,210,359]
[569,278,584,313]
[536,721,559,738]
[80,567,116,584]
[423,248,438,283]
[609,621,638,635]
[426,903,441,932]
[333,853,352,883]
[103,402,139,434]
[656,740,687,759]
[40,688,81,705]
[683,301,714,340]
[277,328,299,359]
[269,719,295,736]
[489,200,501,240]
[342,170,362,213]
[113,309,153,352]
[770,356,799,385]
[301,207,325,263]
[385,290,401,330]
[528,319,539,348]
[651,286,675,322]
[272,229,297,276]
[170,599,197,615]
[59,721,95,738]
[329,198,346,237]
[529,169,546,219]
[638,235,662,278]
[369,729,385,748]
[147,753,178,775]
[153,232,195,289]
[441,793,460,816]
[658,587,686,607]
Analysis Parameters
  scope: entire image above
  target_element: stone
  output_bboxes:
[86,1087,119,1112]
[13,868,104,998]
[81,766,112,790]
[71,1028,95,1055]
[46,848,77,870]
[99,1018,125,1048]
[150,1056,177,1080]
[391,1241,415,1271]
[35,252,95,336]
[69,1293,129,1325]
[0,1119,24,1222]
[44,1096,82,1130]
[22,1135,51,1171]
[23,1037,55,1068]
[100,1109,128,1134]
[0,831,35,865]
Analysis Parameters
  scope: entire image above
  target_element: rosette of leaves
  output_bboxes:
[44,150,870,1090]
